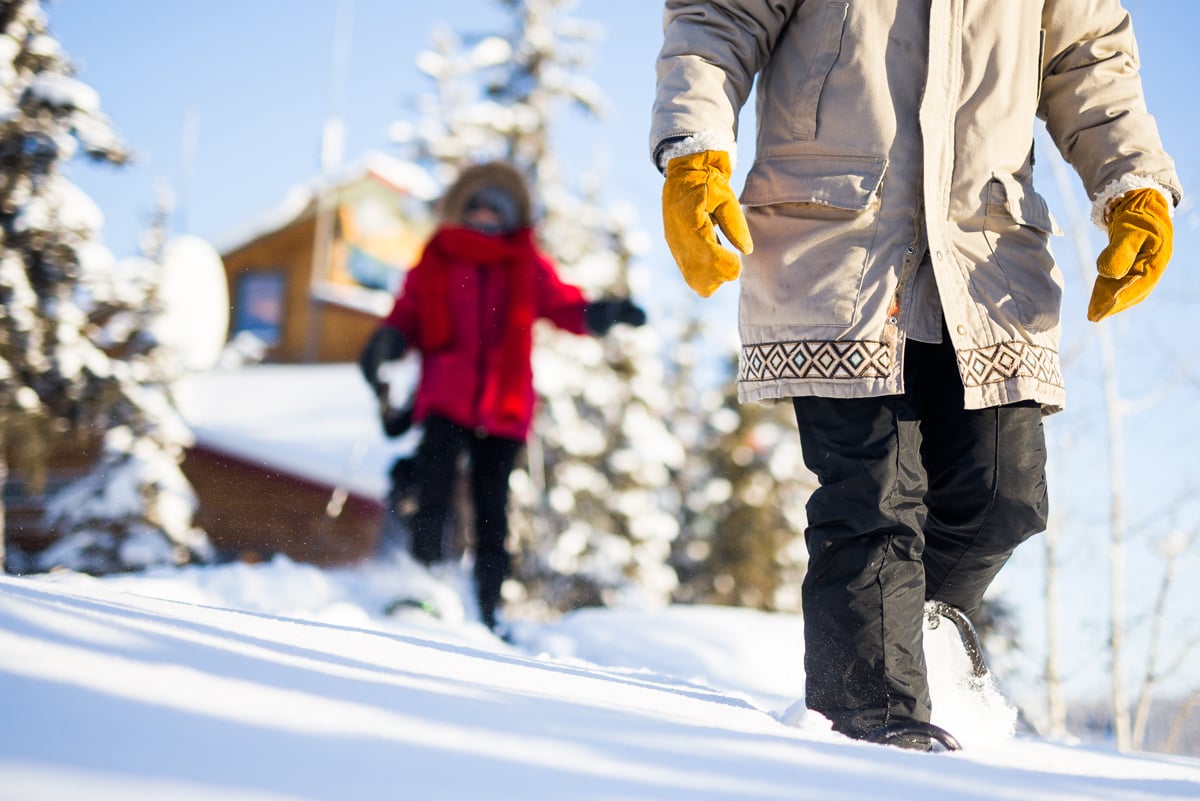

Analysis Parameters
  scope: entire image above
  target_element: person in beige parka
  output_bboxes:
[651,1,1180,749]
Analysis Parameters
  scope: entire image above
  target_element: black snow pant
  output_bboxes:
[408,416,523,629]
[791,333,1048,740]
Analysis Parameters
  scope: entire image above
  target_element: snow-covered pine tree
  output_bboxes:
[658,317,735,602]
[0,1,209,574]
[36,186,213,575]
[0,0,125,570]
[666,342,814,613]
[392,0,688,615]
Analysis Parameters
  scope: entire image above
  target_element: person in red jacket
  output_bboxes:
[359,161,645,631]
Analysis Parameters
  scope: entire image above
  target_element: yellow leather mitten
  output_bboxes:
[1088,187,1173,322]
[662,150,754,297]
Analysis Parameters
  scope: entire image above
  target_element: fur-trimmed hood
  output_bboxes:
[438,161,533,229]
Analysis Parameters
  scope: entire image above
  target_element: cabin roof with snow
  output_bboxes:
[176,363,416,501]
[175,363,419,565]
[216,152,438,365]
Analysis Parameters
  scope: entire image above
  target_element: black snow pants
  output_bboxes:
[408,416,523,629]
[791,333,1048,740]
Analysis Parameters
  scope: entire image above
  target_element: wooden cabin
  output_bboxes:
[4,441,96,555]
[8,152,437,567]
[218,152,437,364]
[175,363,420,567]
[184,152,437,564]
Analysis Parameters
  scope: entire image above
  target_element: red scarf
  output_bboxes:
[411,225,538,427]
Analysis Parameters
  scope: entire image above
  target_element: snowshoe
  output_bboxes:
[925,601,988,678]
[488,619,518,644]
[384,597,442,618]
[922,600,1019,748]
[866,721,962,752]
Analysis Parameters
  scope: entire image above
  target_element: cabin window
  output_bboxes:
[232,269,286,346]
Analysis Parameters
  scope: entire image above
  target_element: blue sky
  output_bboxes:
[48,1,1200,701]
[50,2,668,259]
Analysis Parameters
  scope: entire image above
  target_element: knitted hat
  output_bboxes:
[439,161,533,231]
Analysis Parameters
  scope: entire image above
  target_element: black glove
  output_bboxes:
[358,327,408,396]
[584,298,647,335]
[380,404,415,438]
[359,326,415,437]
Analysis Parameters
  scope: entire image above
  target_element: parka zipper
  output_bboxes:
[884,239,924,352]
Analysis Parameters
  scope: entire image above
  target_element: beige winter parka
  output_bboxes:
[650,0,1182,412]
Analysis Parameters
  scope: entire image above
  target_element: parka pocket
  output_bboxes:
[791,1,849,140]
[741,154,886,211]
[985,173,1061,236]
[977,173,1064,333]
[740,155,887,327]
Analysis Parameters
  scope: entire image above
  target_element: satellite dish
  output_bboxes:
[153,235,230,372]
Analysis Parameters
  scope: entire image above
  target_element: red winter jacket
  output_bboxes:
[382,226,587,441]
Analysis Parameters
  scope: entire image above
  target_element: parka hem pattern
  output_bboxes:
[738,335,1065,413]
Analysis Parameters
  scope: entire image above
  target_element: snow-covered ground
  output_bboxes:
[3,556,1198,801]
